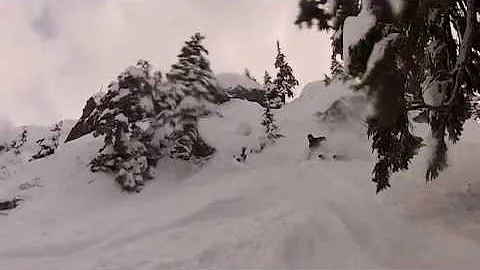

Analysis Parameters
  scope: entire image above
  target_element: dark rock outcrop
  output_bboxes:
[65,97,98,143]
[226,86,267,108]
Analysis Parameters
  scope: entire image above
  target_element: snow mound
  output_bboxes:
[216,73,266,107]
[216,73,262,90]
[199,99,264,162]
[318,94,367,124]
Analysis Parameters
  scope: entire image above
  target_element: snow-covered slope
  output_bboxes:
[2,81,480,269]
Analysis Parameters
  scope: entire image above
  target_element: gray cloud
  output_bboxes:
[32,1,57,39]
[0,0,331,126]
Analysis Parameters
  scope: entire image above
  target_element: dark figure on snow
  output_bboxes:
[308,134,326,148]
[307,134,327,160]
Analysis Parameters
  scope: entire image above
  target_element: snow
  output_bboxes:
[3,82,480,268]
[364,33,399,79]
[177,96,203,111]
[110,88,131,103]
[422,75,451,107]
[139,96,154,113]
[216,73,262,90]
[388,0,405,17]
[124,66,146,78]
[114,113,128,123]
[342,0,376,72]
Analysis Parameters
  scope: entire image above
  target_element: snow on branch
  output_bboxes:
[443,0,476,106]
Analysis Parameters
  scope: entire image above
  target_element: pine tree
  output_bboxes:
[0,129,28,156]
[296,0,480,192]
[331,57,347,81]
[90,60,160,191]
[166,33,225,104]
[273,41,299,104]
[166,33,218,160]
[12,129,27,156]
[264,71,283,109]
[261,71,283,147]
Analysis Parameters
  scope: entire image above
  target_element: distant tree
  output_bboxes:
[330,58,346,80]
[296,0,479,192]
[322,74,332,86]
[264,71,283,109]
[261,71,283,147]
[0,128,27,156]
[30,121,63,161]
[12,129,27,155]
[273,40,299,103]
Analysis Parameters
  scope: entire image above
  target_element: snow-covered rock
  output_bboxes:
[216,73,266,107]
[216,73,262,90]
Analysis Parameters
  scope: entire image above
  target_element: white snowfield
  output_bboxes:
[2,80,480,269]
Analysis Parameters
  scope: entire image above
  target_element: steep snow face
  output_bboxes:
[216,73,262,90]
[3,82,480,269]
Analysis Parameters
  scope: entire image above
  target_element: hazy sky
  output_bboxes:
[0,0,331,126]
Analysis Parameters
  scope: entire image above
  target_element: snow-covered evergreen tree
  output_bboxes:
[330,57,347,81]
[30,121,63,161]
[165,33,218,160]
[90,60,160,191]
[75,35,223,191]
[11,129,27,156]
[273,41,299,103]
[264,71,283,109]
[296,0,480,192]
[0,128,27,155]
[261,71,283,146]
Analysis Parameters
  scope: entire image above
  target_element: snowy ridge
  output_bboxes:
[2,82,480,269]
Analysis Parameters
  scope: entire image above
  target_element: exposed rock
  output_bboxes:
[65,97,98,143]
[191,136,216,158]
[226,85,267,108]
[216,73,267,107]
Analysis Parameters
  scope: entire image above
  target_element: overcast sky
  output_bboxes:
[0,0,330,126]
